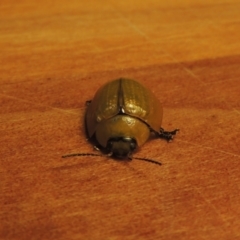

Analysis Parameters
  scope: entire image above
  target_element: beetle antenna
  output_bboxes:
[133,157,162,166]
[62,153,103,158]
[62,153,162,166]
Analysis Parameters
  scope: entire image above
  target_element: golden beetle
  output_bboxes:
[63,78,178,165]
[87,78,178,159]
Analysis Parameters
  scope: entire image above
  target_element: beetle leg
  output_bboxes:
[94,145,101,151]
[157,128,179,142]
[93,144,112,156]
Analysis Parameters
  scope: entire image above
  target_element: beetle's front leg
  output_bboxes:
[93,145,100,151]
[157,128,179,142]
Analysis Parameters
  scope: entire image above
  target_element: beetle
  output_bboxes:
[86,78,179,158]
[62,78,178,165]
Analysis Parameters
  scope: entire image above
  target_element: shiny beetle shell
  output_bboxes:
[85,78,163,157]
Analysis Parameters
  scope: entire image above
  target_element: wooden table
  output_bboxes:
[1,0,240,239]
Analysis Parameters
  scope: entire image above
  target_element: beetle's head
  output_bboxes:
[107,137,137,159]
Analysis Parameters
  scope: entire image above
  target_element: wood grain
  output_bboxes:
[1,0,240,239]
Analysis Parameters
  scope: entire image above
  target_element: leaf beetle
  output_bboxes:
[63,78,179,165]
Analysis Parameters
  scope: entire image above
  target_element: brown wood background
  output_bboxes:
[1,0,240,239]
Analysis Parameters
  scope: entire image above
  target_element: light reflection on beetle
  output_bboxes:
[62,78,179,165]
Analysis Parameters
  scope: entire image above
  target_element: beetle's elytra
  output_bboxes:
[85,78,179,160]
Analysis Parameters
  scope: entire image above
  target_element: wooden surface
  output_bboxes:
[1,0,240,239]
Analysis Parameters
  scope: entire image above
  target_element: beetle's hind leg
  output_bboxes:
[156,128,179,142]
